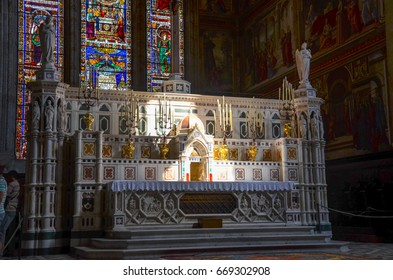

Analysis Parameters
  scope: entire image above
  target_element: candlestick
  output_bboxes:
[229,104,232,130]
[225,103,228,126]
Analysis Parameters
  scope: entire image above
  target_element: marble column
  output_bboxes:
[0,0,18,168]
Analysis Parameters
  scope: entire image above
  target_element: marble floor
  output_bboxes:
[1,242,393,260]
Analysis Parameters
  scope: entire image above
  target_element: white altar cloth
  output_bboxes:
[109,181,294,192]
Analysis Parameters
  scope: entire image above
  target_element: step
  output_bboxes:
[90,233,332,249]
[106,224,317,239]
[73,241,348,260]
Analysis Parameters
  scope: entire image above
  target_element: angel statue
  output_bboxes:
[295,42,312,87]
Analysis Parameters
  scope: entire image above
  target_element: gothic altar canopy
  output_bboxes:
[22,33,330,254]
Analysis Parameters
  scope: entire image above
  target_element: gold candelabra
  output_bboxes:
[155,93,172,159]
[278,77,296,137]
[121,90,140,159]
[216,96,232,143]
[122,90,140,136]
[247,97,264,141]
[216,96,233,160]
[79,66,99,131]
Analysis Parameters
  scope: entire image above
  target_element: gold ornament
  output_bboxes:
[247,145,258,161]
[83,112,95,131]
[219,144,229,160]
[160,142,169,159]
[284,123,292,138]
[122,141,135,159]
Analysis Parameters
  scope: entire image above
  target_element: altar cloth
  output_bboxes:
[109,180,294,192]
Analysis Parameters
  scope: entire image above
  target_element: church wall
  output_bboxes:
[192,0,238,95]
[238,0,390,160]
[237,0,392,241]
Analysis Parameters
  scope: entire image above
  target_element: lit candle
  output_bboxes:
[218,103,222,127]
[154,108,157,129]
[136,101,139,123]
[225,103,228,126]
[170,103,173,124]
[213,109,217,130]
[229,104,232,129]
[292,87,295,100]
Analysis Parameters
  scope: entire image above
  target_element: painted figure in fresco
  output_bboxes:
[305,4,317,40]
[266,38,277,78]
[206,0,227,14]
[361,0,378,25]
[319,18,334,50]
[280,28,293,67]
[204,33,220,86]
[39,15,56,69]
[157,31,171,74]
[369,90,389,151]
[347,0,364,34]
[295,42,312,86]
[336,0,349,44]
[253,46,267,82]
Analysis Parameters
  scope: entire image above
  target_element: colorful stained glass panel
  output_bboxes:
[81,0,132,90]
[146,0,184,92]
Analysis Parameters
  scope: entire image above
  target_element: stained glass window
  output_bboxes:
[17,0,64,159]
[146,0,184,92]
[81,0,132,90]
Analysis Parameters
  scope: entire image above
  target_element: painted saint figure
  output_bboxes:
[157,32,171,74]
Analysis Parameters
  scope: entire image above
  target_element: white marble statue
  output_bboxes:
[295,42,312,86]
[318,115,325,140]
[39,15,56,69]
[300,114,307,139]
[31,101,41,130]
[57,102,67,131]
[45,99,55,131]
[310,114,319,139]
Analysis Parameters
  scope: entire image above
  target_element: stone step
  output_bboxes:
[73,240,348,260]
[72,224,347,259]
[105,224,317,239]
[90,233,332,249]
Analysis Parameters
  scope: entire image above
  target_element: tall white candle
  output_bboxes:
[229,104,232,129]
